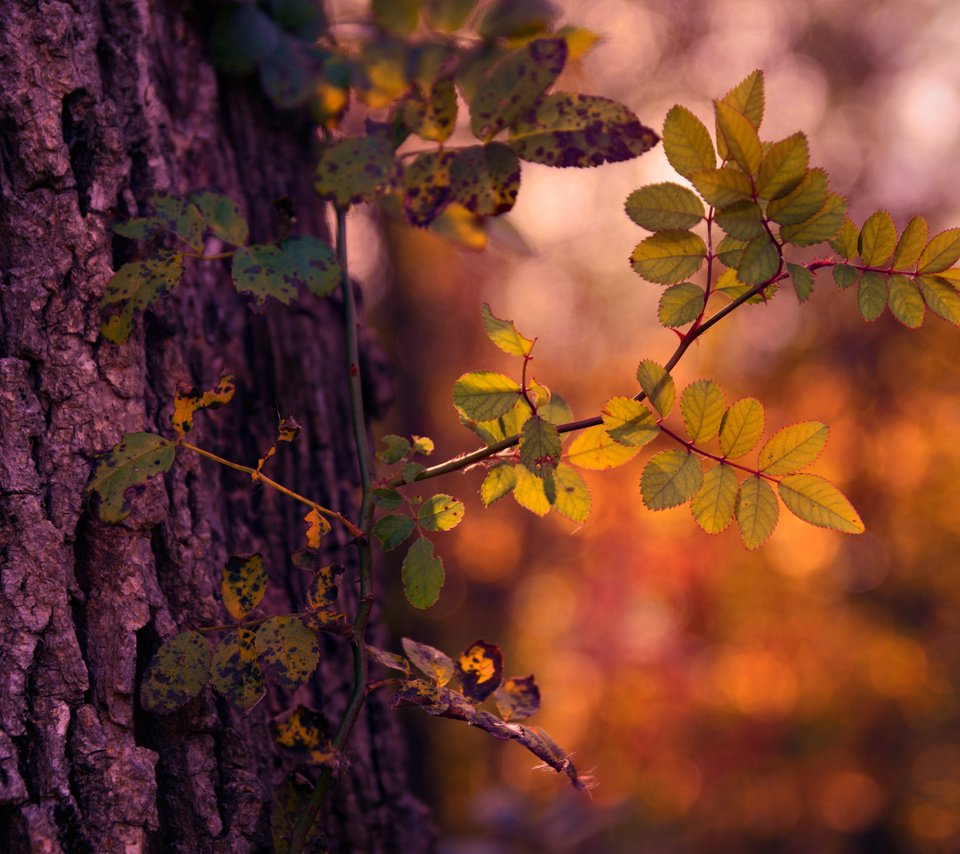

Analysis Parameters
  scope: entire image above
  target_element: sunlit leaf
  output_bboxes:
[418,494,466,531]
[917,275,960,325]
[767,168,828,226]
[211,628,265,711]
[171,372,235,437]
[714,101,761,177]
[625,183,705,231]
[830,217,859,260]
[630,229,706,285]
[566,424,641,470]
[481,463,517,505]
[450,143,521,216]
[778,474,864,533]
[636,360,675,417]
[509,93,659,168]
[520,416,562,476]
[402,537,445,608]
[555,25,601,59]
[641,449,703,510]
[780,192,847,246]
[256,616,321,689]
[892,215,928,269]
[457,640,503,702]
[858,271,888,321]
[221,553,267,621]
[918,228,960,274]
[512,464,551,515]
[887,274,925,329]
[470,39,566,141]
[314,136,398,207]
[719,69,764,130]
[552,463,591,523]
[714,267,773,304]
[601,396,659,447]
[658,282,705,327]
[662,105,716,179]
[86,432,175,522]
[689,167,752,208]
[453,371,521,421]
[758,421,828,475]
[140,631,211,713]
[538,392,573,425]
[858,211,897,266]
[357,40,409,108]
[691,463,739,534]
[373,514,415,550]
[681,379,726,442]
[787,262,814,302]
[402,638,455,686]
[719,398,765,459]
[736,475,779,550]
[100,252,184,344]
[757,133,808,200]
[495,675,540,721]
[481,302,535,356]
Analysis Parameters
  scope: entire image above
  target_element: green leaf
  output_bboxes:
[719,398,765,459]
[858,211,897,266]
[221,554,267,621]
[917,228,960,274]
[887,274,925,329]
[719,69,764,130]
[778,474,864,534]
[520,416,562,476]
[373,0,419,34]
[553,463,590,523]
[100,252,184,344]
[636,359,675,417]
[457,639,504,702]
[630,229,706,284]
[255,616,321,689]
[658,282,705,327]
[211,628,265,710]
[641,449,703,510]
[858,271,888,321]
[758,422,828,475]
[565,424,641,470]
[736,476,779,550]
[470,39,566,141]
[186,191,249,245]
[231,237,341,306]
[377,434,411,464]
[689,167,752,208]
[601,396,659,447]
[151,193,205,252]
[787,262,814,302]
[780,192,847,246]
[757,133,808,200]
[714,200,765,240]
[833,264,859,289]
[373,514,415,550]
[691,463,739,534]
[512,464,552,515]
[140,631,211,713]
[767,168,828,226]
[314,136,398,207]
[625,183,705,231]
[917,275,960,325]
[402,637,455,686]
[537,392,573,425]
[495,675,541,721]
[714,101,761,177]
[372,487,404,510]
[716,235,747,269]
[453,371,520,421]
[450,143,521,216]
[86,432,175,522]
[481,463,517,505]
[737,233,780,285]
[662,105,716,179]
[478,0,559,39]
[113,217,166,240]
[481,302,534,356]
[830,217,859,259]
[508,93,659,168]
[423,0,477,31]
[402,537,445,609]
[418,494,465,531]
[892,215,928,269]
[680,380,726,442]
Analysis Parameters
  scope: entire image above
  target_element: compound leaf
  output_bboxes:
[892,215,928,269]
[221,553,267,621]
[714,101,761,177]
[780,192,847,246]
[757,132,808,200]
[402,537,445,608]
[641,449,703,510]
[87,432,175,522]
[917,228,960,274]
[187,190,249,245]
[767,168,828,226]
[450,143,521,216]
[720,69,764,130]
[778,474,864,533]
[831,217,859,260]
[758,422,828,476]
[714,200,765,241]
[917,275,960,325]
[787,262,814,302]
[833,264,859,289]
[520,416,562,476]
[736,475,779,550]
[140,630,211,713]
[151,193,205,252]
[690,167,752,208]
[512,464,552,515]
[887,274,925,329]
[737,232,780,285]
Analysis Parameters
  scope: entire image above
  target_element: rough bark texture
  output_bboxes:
[0,1,431,851]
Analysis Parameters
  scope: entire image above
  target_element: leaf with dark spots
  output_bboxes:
[255,616,321,689]
[171,371,235,437]
[86,432,176,522]
[211,629,264,710]
[470,38,567,141]
[271,705,334,765]
[314,136,399,207]
[231,237,340,306]
[494,675,541,721]
[140,631,211,714]
[403,71,458,144]
[221,553,267,621]
[100,251,184,344]
[403,150,456,226]
[186,191,249,246]
[450,143,521,216]
[456,639,503,702]
[402,638,455,686]
[150,193,205,252]
[509,93,659,168]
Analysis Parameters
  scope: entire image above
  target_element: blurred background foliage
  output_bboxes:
[329,0,960,850]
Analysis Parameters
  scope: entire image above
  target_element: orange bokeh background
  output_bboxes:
[350,1,960,849]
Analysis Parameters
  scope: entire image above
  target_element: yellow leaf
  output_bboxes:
[736,475,779,549]
[719,398,765,459]
[758,422,828,476]
[553,463,590,524]
[304,509,330,548]
[171,372,235,437]
[512,465,551,515]
[566,425,641,470]
[691,463,739,534]
[680,380,726,442]
[778,474,864,533]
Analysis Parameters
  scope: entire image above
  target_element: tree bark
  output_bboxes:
[0,1,430,851]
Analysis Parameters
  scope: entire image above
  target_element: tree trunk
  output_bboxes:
[0,1,430,851]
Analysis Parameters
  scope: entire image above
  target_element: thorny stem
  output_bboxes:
[290,208,376,853]
[179,441,363,538]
